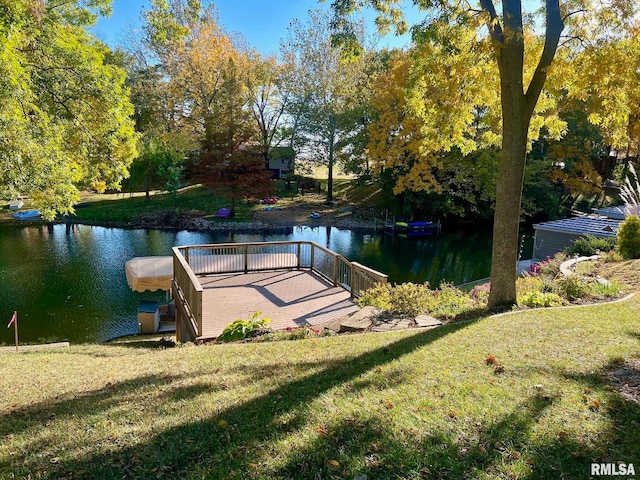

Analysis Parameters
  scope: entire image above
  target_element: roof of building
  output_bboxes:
[594,205,629,220]
[533,216,621,237]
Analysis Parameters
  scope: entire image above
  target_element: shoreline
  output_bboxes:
[3,206,384,233]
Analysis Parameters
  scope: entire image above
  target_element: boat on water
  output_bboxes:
[336,206,355,218]
[9,200,23,210]
[13,210,40,220]
[382,219,441,235]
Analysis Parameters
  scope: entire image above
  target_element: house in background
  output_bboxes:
[532,215,621,261]
[267,146,295,179]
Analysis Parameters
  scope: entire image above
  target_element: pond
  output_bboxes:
[0,223,499,344]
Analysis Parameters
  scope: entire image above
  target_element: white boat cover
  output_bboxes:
[125,256,173,292]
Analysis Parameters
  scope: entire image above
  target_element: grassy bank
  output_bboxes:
[2,174,383,226]
[2,298,639,479]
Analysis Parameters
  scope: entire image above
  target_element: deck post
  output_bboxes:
[310,243,315,272]
[184,247,189,265]
[296,242,301,269]
[351,265,356,298]
[333,254,339,286]
[244,244,249,273]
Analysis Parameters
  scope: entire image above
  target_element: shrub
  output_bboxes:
[602,250,623,263]
[428,283,481,320]
[518,291,564,308]
[469,282,490,304]
[357,283,393,311]
[391,282,434,316]
[553,276,591,301]
[358,282,433,317]
[565,235,617,256]
[591,280,621,298]
[517,275,545,296]
[535,252,567,278]
[617,215,640,259]
[217,312,271,342]
[573,260,598,276]
[255,326,324,342]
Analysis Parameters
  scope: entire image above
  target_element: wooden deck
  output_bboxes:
[198,270,359,340]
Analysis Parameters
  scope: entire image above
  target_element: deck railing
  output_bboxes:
[171,241,387,340]
[172,247,203,341]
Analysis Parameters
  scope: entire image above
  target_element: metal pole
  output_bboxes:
[13,312,18,352]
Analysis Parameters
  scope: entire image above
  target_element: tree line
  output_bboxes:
[0,0,637,307]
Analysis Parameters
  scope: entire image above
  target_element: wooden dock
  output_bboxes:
[198,270,359,340]
[171,241,388,342]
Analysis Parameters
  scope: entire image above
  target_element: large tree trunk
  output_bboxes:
[487,104,529,308]
[484,0,563,310]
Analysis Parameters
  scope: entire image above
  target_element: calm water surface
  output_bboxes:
[0,223,494,344]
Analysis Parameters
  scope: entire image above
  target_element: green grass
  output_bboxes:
[2,299,640,479]
[69,185,260,224]
[2,176,382,225]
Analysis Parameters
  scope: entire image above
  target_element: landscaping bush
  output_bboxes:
[591,280,621,298]
[391,282,435,316]
[254,326,324,342]
[518,291,564,308]
[469,282,490,304]
[532,252,567,278]
[553,275,591,301]
[565,234,617,256]
[617,215,640,259]
[602,250,623,263]
[428,283,482,319]
[517,275,545,296]
[217,312,271,342]
[357,283,393,311]
[358,282,433,317]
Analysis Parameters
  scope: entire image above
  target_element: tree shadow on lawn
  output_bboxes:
[1,322,469,479]
[4,322,639,479]
[274,394,558,479]
[273,359,640,480]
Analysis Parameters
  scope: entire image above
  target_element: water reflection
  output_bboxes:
[0,223,494,344]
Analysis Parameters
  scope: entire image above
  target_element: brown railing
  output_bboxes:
[172,247,203,341]
[172,241,387,339]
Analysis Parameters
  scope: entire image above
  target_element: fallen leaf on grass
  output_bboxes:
[485,355,498,365]
[326,459,340,471]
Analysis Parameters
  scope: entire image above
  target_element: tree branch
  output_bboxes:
[525,0,564,115]
[479,0,504,43]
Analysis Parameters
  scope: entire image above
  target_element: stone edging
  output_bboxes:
[489,292,636,320]
[559,254,601,276]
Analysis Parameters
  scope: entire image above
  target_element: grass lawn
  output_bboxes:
[70,185,258,224]
[1,298,639,479]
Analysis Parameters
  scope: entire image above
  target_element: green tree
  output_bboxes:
[617,215,640,259]
[281,10,373,202]
[328,0,633,308]
[0,0,137,219]
[143,0,272,216]
[248,56,291,169]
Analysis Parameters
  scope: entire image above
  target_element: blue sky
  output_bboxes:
[91,0,420,56]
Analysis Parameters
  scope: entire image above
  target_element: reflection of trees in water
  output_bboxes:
[370,228,493,285]
[0,224,493,344]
